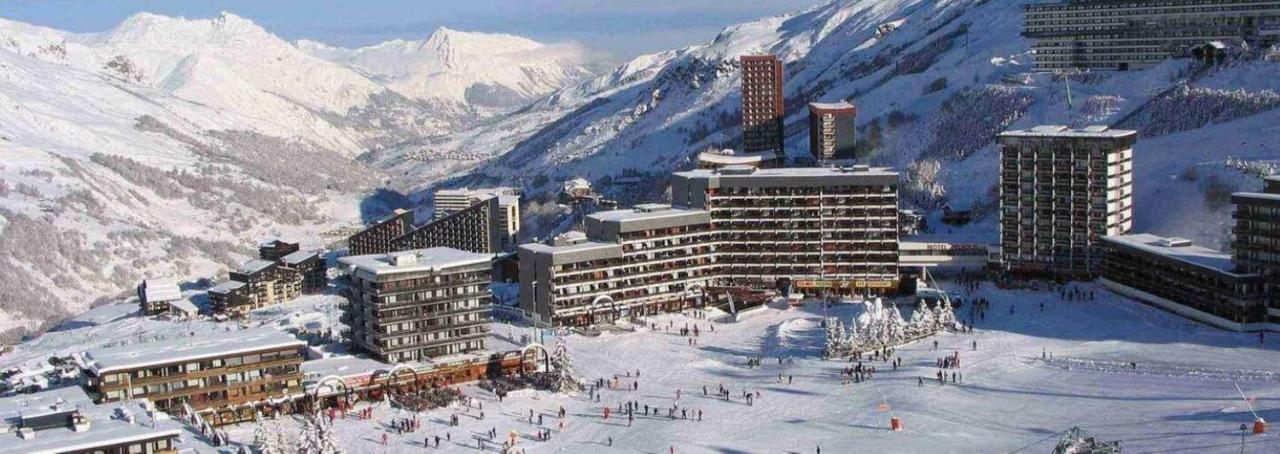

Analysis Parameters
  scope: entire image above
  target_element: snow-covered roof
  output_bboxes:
[237,259,276,275]
[167,299,198,316]
[588,204,706,223]
[206,280,245,294]
[496,194,521,207]
[339,247,492,277]
[83,327,305,374]
[281,249,318,265]
[0,398,185,454]
[999,125,1136,138]
[1102,233,1252,277]
[808,100,856,110]
[697,149,769,166]
[140,279,180,303]
[0,386,92,422]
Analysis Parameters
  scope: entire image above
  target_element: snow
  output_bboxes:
[82,326,305,374]
[203,281,1280,452]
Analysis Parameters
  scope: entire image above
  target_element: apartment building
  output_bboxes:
[741,55,786,163]
[671,165,901,295]
[283,250,327,294]
[1023,0,1280,71]
[1232,176,1280,326]
[696,149,771,170]
[259,239,300,262]
[394,197,505,254]
[1100,233,1269,330]
[348,209,415,256]
[138,279,182,316]
[434,188,521,251]
[808,101,858,162]
[208,259,302,316]
[997,125,1135,278]
[518,204,717,327]
[339,247,493,363]
[0,386,186,453]
[81,327,306,426]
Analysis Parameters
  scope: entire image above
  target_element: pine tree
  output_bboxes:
[252,420,285,454]
[551,339,579,392]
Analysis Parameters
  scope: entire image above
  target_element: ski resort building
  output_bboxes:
[80,327,306,426]
[671,165,901,295]
[348,209,416,256]
[258,239,300,262]
[0,386,188,454]
[1100,233,1269,331]
[393,196,510,254]
[997,125,1135,278]
[518,204,717,327]
[339,247,493,363]
[433,187,522,250]
[1022,0,1280,71]
[807,101,858,163]
[282,249,327,294]
[208,259,303,316]
[138,279,182,316]
[740,55,786,164]
[1232,176,1280,327]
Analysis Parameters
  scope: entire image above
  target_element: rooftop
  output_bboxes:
[237,259,275,275]
[140,279,180,303]
[1102,233,1252,277]
[0,397,187,454]
[588,204,709,224]
[206,280,245,294]
[808,101,856,111]
[998,125,1137,138]
[339,247,492,276]
[281,249,318,265]
[676,165,897,179]
[697,149,770,166]
[82,327,305,374]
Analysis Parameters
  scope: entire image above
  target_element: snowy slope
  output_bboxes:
[391,0,1280,247]
[297,27,609,111]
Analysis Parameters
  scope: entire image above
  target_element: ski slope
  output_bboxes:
[204,280,1280,453]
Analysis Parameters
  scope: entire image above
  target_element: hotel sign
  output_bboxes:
[795,279,896,289]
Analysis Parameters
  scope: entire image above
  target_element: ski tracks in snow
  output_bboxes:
[1034,356,1280,383]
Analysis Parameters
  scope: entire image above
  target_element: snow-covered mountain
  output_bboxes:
[297,27,611,111]
[393,0,1280,246]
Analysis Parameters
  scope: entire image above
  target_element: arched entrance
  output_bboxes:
[589,295,617,325]
[520,343,552,373]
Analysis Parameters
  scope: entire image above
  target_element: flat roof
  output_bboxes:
[339,247,492,276]
[998,124,1137,138]
[140,280,181,303]
[808,101,855,110]
[0,398,185,454]
[82,327,305,374]
[168,299,198,314]
[238,259,275,275]
[588,205,708,224]
[697,150,768,165]
[281,249,318,265]
[1102,233,1253,277]
[207,280,245,294]
[677,165,896,179]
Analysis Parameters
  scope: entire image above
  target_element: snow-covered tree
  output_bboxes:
[252,420,286,454]
[296,414,342,454]
[550,339,579,392]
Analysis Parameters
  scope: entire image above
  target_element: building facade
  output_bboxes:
[282,250,327,294]
[1232,176,1280,327]
[138,279,182,316]
[394,197,504,254]
[81,327,306,426]
[1023,0,1280,71]
[807,101,858,162]
[1100,234,1269,331]
[210,259,303,316]
[348,209,415,256]
[339,248,492,363]
[518,205,717,327]
[671,165,900,295]
[433,188,521,251]
[0,387,186,454]
[998,125,1135,278]
[740,55,785,162]
[259,239,300,262]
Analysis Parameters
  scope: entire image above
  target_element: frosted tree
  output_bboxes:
[295,413,342,454]
[252,420,286,454]
[550,339,579,392]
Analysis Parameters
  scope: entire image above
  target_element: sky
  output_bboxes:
[0,0,824,58]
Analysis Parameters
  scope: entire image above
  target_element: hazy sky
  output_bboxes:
[1,0,823,58]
